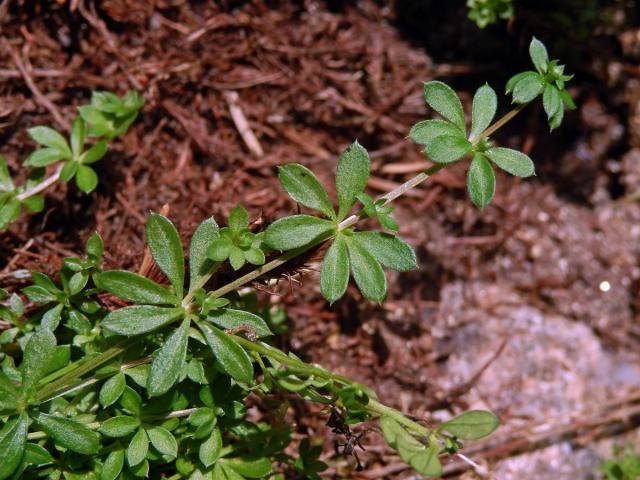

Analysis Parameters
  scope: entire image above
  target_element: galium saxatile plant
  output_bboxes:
[0,38,573,479]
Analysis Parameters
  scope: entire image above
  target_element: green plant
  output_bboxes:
[0,37,572,479]
[0,90,144,231]
[600,444,640,480]
[467,0,514,28]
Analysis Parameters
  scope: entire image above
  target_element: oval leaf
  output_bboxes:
[147,427,178,457]
[36,413,99,454]
[352,232,416,272]
[485,147,535,177]
[346,237,386,302]
[264,215,335,251]
[512,72,544,104]
[543,84,562,120]
[199,428,222,467]
[409,119,462,146]
[28,126,70,156]
[76,165,98,193]
[529,37,549,73]
[99,372,126,408]
[278,164,335,219]
[94,271,178,305]
[470,84,497,139]
[198,322,253,385]
[425,135,471,164]
[101,449,125,480]
[440,410,500,440]
[206,309,272,338]
[99,416,140,438]
[320,234,349,304]
[127,428,149,467]
[101,305,184,336]
[335,142,370,220]
[423,81,466,133]
[146,213,185,298]
[147,318,190,397]
[20,328,57,393]
[224,457,273,478]
[0,414,28,480]
[467,154,496,209]
[189,217,220,290]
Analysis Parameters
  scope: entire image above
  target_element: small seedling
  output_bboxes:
[0,37,573,479]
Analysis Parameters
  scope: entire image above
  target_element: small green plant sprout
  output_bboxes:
[264,143,416,304]
[409,37,573,208]
[467,0,514,28]
[206,205,266,270]
[0,90,143,232]
[507,37,576,129]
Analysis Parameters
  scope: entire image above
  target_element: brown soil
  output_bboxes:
[1,1,639,478]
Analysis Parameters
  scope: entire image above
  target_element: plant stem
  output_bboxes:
[471,103,527,146]
[16,164,63,202]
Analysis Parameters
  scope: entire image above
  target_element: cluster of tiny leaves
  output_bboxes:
[0,91,144,231]
[467,0,514,28]
[264,144,416,304]
[0,36,575,480]
[409,37,572,208]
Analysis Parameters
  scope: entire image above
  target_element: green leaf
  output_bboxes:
[94,271,178,305]
[352,232,416,271]
[0,199,20,231]
[127,428,149,467]
[20,328,57,393]
[22,285,57,303]
[529,37,549,73]
[320,234,349,304]
[148,318,190,396]
[87,231,104,259]
[24,148,65,167]
[189,217,220,290]
[120,386,142,415]
[68,271,89,295]
[0,414,27,480]
[423,81,466,132]
[426,135,472,164]
[470,84,497,139]
[223,458,273,478]
[549,104,564,130]
[511,72,544,104]
[101,449,125,480]
[206,309,272,338]
[199,322,253,385]
[146,213,185,298]
[71,117,86,157]
[83,140,108,164]
[467,154,495,209]
[24,442,54,465]
[560,89,576,110]
[22,194,44,213]
[99,372,126,408]
[380,416,442,477]
[505,71,533,94]
[543,84,562,123]
[485,147,535,177]
[0,371,19,411]
[440,410,500,440]
[0,156,14,192]
[228,205,249,232]
[101,305,184,336]
[278,164,335,219]
[346,237,386,302]
[35,413,99,454]
[76,165,98,193]
[207,237,232,262]
[59,160,79,182]
[408,119,462,146]
[244,247,265,266]
[99,416,141,438]
[335,142,370,220]
[147,427,177,457]
[199,428,222,467]
[28,127,71,157]
[264,215,335,251]
[229,246,245,270]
